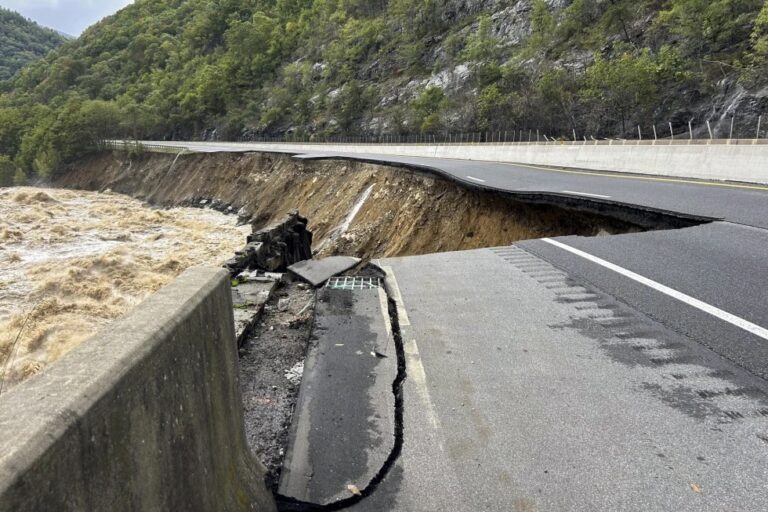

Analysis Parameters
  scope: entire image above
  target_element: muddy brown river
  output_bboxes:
[0,187,248,390]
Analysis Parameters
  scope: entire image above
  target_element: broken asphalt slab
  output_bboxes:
[288,256,362,287]
[231,276,280,344]
[278,283,396,505]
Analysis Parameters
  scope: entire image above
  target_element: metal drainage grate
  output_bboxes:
[326,276,381,290]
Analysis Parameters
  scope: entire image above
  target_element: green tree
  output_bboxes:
[0,154,16,186]
[746,1,768,80]
[412,86,447,133]
[582,50,658,134]
[15,99,120,177]
[335,80,374,133]
[461,15,499,62]
[537,68,580,134]
[0,7,67,81]
[528,0,556,52]
[659,0,763,59]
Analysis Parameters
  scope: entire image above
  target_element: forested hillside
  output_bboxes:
[0,7,66,81]
[2,0,768,185]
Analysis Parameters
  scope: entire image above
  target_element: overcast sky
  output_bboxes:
[0,0,133,36]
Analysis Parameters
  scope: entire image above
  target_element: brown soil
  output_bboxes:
[54,152,641,261]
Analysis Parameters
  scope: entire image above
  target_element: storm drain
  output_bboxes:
[326,276,381,290]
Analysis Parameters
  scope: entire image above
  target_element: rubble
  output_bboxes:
[238,281,317,491]
[284,362,304,386]
[226,210,313,275]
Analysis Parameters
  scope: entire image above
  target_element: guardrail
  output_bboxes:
[107,138,768,149]
[0,268,277,512]
[105,139,768,185]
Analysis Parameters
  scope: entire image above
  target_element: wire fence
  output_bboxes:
[231,114,767,145]
[106,114,768,148]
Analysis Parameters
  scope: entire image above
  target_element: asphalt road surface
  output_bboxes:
[141,141,768,510]
[142,141,768,228]
[358,249,768,511]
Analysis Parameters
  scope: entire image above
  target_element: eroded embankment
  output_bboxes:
[0,187,248,388]
[55,151,648,260]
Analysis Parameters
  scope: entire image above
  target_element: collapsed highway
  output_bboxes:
[58,144,768,510]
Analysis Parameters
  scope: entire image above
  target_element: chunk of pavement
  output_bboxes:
[284,361,304,387]
[278,285,396,505]
[288,256,362,287]
[231,280,279,345]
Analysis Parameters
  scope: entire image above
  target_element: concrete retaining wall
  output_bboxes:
[0,267,276,512]
[143,140,768,185]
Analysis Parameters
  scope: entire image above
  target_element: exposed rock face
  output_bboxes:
[491,2,535,46]
[437,0,569,47]
[702,80,768,138]
[441,0,507,22]
[226,210,313,274]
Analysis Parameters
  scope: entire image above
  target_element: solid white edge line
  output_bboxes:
[541,238,768,341]
[381,265,411,326]
[465,176,486,183]
[561,190,612,199]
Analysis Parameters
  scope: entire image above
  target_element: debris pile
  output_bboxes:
[226,210,313,275]
[238,280,317,491]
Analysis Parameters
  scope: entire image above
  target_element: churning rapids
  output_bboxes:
[0,187,248,390]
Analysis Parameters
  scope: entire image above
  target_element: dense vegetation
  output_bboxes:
[2,0,768,185]
[0,8,66,82]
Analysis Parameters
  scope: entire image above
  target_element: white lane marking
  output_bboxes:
[405,338,442,432]
[466,176,486,183]
[378,287,393,355]
[561,190,612,199]
[381,265,410,326]
[379,264,442,437]
[542,238,768,341]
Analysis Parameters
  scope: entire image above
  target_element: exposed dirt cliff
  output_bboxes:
[53,151,640,260]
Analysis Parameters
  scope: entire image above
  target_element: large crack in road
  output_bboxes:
[273,275,407,512]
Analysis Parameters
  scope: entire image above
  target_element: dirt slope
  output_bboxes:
[54,151,638,260]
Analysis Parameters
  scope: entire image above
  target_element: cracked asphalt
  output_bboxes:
[139,141,768,510]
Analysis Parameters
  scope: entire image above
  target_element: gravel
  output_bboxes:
[238,280,316,491]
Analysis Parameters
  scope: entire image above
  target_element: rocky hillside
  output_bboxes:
[1,0,768,183]
[0,7,67,81]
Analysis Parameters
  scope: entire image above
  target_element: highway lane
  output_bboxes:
[145,140,768,378]
[143,141,768,229]
[312,151,768,229]
[141,140,768,508]
[350,248,768,511]
[519,222,768,380]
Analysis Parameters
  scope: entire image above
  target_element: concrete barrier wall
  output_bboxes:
[0,267,276,512]
[143,140,768,185]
